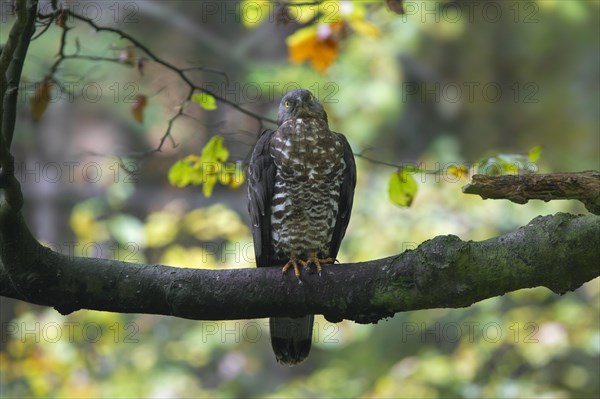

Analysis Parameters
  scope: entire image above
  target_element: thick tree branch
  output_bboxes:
[463,171,600,214]
[1,212,598,324]
[0,0,37,216]
[1,0,37,148]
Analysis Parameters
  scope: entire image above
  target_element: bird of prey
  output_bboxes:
[247,88,356,365]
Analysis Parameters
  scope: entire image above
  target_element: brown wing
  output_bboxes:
[247,129,277,268]
[328,133,356,258]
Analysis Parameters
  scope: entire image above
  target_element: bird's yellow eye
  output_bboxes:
[284,101,290,108]
[309,95,314,101]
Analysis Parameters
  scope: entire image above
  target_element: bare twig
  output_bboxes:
[29,8,277,161]
[64,10,277,126]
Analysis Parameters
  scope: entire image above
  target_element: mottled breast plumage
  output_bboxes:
[269,117,346,260]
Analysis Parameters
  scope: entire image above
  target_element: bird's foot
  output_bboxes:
[281,258,302,283]
[300,256,336,276]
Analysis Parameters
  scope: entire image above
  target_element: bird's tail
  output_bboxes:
[269,315,314,365]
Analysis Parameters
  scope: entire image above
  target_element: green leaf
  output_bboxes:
[202,175,217,197]
[168,158,196,188]
[191,93,217,111]
[388,170,418,207]
[201,136,229,163]
[168,138,236,197]
[528,145,542,163]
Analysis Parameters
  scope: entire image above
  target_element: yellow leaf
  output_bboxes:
[218,169,230,185]
[31,80,52,122]
[219,164,246,189]
[191,92,217,111]
[228,167,245,189]
[447,165,469,179]
[388,170,418,207]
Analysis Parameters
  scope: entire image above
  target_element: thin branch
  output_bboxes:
[142,88,193,156]
[463,171,600,215]
[64,10,277,126]
[353,152,405,169]
[60,54,124,64]
[32,8,276,161]
[30,13,54,41]
[1,213,598,323]
[180,65,230,86]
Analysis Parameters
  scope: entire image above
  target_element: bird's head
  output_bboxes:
[277,89,327,125]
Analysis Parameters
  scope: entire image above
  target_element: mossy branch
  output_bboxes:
[1,212,598,324]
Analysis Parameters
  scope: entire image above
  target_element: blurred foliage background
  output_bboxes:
[1,0,598,398]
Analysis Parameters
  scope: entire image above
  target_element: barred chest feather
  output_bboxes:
[269,118,345,259]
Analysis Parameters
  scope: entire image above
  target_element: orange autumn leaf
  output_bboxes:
[287,26,339,73]
[31,80,53,122]
[131,94,148,123]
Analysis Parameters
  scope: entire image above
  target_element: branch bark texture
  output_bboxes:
[1,213,598,324]
[463,171,600,214]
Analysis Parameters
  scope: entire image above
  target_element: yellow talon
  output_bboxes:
[282,255,336,279]
[282,258,302,282]
[301,255,336,275]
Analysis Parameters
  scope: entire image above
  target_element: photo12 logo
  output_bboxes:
[400,321,539,343]
[21,81,141,105]
[199,82,339,104]
[401,82,539,104]
[199,320,341,344]
[401,1,540,24]
[2,321,140,344]
[15,161,139,185]
[1,1,140,24]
